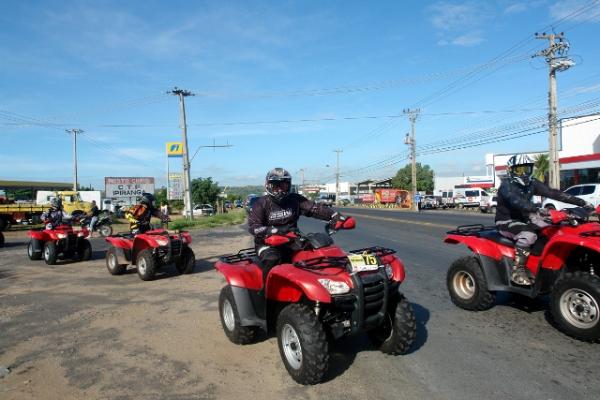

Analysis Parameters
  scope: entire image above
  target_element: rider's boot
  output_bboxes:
[511,246,533,286]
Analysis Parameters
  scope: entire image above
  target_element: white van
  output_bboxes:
[440,190,455,208]
[454,188,491,208]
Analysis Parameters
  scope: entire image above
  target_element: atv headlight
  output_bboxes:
[384,264,393,279]
[56,233,67,239]
[155,238,169,246]
[318,279,350,295]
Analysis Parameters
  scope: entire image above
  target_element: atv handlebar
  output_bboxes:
[546,206,595,226]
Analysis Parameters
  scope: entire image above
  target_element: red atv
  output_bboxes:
[27,224,92,265]
[105,229,195,281]
[215,218,416,385]
[445,206,600,341]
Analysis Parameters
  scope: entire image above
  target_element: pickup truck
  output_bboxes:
[0,191,92,230]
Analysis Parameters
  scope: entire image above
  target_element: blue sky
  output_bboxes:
[1,0,600,189]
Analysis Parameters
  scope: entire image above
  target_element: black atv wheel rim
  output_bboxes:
[559,288,599,329]
[222,299,235,332]
[452,271,476,299]
[281,323,302,370]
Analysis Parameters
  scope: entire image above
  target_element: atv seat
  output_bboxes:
[477,229,515,248]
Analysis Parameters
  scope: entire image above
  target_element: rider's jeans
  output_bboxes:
[89,216,99,232]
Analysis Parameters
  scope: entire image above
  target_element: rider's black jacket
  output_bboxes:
[495,177,586,223]
[248,194,335,246]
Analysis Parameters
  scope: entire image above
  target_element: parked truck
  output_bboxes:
[0,191,93,231]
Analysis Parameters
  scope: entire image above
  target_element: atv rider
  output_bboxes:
[248,168,350,293]
[88,200,101,236]
[41,198,66,229]
[496,154,592,285]
[125,193,168,234]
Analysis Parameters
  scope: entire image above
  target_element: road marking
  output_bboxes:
[350,213,456,229]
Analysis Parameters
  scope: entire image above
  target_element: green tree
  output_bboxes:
[391,163,434,192]
[191,177,220,206]
[533,153,549,182]
[155,187,168,205]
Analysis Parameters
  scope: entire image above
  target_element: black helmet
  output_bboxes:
[507,154,534,187]
[265,168,292,202]
[140,193,156,207]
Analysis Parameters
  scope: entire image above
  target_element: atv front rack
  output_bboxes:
[580,229,600,237]
[293,256,348,270]
[219,248,257,264]
[348,246,396,257]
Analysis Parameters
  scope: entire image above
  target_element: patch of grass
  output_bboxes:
[169,210,247,230]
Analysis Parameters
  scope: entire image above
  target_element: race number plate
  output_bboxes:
[348,254,380,272]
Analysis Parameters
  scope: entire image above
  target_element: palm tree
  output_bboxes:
[533,153,549,182]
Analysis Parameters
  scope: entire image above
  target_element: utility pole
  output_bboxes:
[65,128,83,191]
[535,32,573,189]
[169,87,195,219]
[403,109,420,211]
[334,150,342,205]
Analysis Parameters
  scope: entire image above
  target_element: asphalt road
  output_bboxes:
[1,208,598,400]
[297,207,599,400]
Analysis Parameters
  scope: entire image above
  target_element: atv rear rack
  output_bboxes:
[447,224,497,236]
[219,248,257,264]
[348,246,396,257]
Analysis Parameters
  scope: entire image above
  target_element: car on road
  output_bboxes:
[479,195,497,213]
[542,183,600,210]
[422,195,438,209]
[192,204,214,216]
[244,195,260,214]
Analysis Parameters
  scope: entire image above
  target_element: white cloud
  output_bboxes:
[452,32,485,46]
[550,0,600,22]
[504,3,528,14]
[428,1,491,47]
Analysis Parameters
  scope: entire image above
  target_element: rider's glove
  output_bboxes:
[537,207,550,217]
[329,212,348,231]
[584,202,595,211]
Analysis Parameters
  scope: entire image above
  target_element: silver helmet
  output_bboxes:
[507,154,535,186]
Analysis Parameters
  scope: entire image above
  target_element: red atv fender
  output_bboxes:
[538,225,600,270]
[444,233,514,261]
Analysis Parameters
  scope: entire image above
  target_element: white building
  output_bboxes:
[490,113,600,189]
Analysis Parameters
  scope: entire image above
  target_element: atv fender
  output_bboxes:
[267,264,343,303]
[132,236,161,265]
[230,285,267,330]
[215,260,262,290]
[113,246,129,265]
[445,234,513,261]
[381,255,406,283]
[540,233,600,270]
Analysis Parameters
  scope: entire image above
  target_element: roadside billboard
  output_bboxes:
[105,177,155,205]
[166,142,183,157]
[168,173,183,200]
